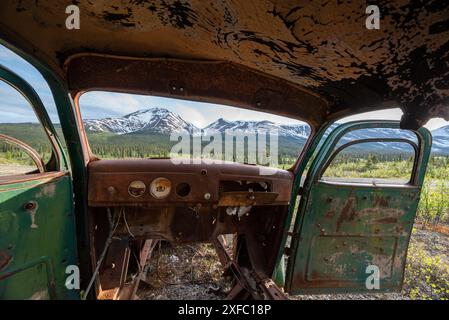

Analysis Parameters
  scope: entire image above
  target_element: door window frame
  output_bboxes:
[0,64,68,178]
[319,137,419,186]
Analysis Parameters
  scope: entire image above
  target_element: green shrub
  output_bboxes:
[403,236,449,300]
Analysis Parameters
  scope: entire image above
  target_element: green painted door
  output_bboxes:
[285,121,432,294]
[0,65,78,299]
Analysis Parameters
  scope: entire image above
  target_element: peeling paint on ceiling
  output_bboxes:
[0,0,448,128]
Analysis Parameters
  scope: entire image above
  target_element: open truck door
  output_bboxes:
[0,65,78,299]
[284,120,432,294]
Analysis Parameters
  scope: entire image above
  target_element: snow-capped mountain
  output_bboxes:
[203,118,310,140]
[323,125,449,154]
[84,108,199,134]
[83,107,449,154]
[431,125,449,154]
[84,108,311,140]
[327,125,449,154]
[335,126,418,153]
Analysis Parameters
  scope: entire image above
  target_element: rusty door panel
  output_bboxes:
[284,121,432,294]
[290,183,419,292]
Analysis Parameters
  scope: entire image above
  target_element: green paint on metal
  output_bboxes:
[0,175,78,299]
[272,121,333,285]
[0,63,80,299]
[288,184,421,293]
[284,120,432,294]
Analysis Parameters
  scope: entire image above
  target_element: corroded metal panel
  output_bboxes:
[285,121,432,294]
[290,183,420,293]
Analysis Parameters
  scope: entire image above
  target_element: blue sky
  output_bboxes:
[0,44,448,130]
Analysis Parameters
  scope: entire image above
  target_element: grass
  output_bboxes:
[323,158,414,180]
[403,229,449,300]
[0,149,41,166]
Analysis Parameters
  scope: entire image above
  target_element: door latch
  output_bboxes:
[24,201,38,229]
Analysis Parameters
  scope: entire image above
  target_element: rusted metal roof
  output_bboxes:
[0,0,448,128]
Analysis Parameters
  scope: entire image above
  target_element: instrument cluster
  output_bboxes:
[128,178,174,199]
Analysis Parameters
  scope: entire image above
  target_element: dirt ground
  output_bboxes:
[411,228,449,264]
[137,228,449,300]
[137,242,231,300]
[0,163,35,176]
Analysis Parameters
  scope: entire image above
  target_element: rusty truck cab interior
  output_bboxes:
[72,56,309,299]
[0,1,447,300]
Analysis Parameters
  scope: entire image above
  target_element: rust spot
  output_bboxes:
[373,217,398,224]
[373,196,389,207]
[0,251,12,271]
[0,271,14,281]
[336,197,356,232]
[309,271,320,280]
[325,210,335,219]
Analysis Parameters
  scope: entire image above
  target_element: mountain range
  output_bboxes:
[83,107,449,155]
[84,108,198,135]
[84,107,311,140]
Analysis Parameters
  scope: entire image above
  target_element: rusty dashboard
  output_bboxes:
[86,158,294,292]
[88,159,293,207]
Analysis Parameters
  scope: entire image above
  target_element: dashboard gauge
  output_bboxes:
[150,177,172,199]
[128,180,146,197]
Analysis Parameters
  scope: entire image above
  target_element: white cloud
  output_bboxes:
[424,118,449,131]
[79,91,305,127]
[339,108,404,123]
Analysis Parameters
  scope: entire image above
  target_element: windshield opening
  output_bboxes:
[78,91,311,169]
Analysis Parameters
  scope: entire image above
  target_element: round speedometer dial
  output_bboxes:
[150,177,172,199]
